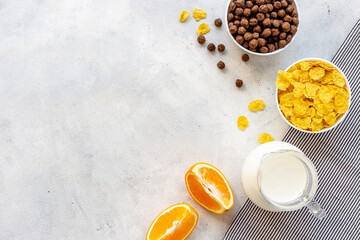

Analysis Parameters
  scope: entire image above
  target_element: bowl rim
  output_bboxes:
[275,57,352,134]
[224,0,300,56]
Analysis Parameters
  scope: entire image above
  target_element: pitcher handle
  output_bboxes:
[306,200,326,220]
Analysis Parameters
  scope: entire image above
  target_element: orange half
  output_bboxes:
[185,163,234,214]
[146,203,198,240]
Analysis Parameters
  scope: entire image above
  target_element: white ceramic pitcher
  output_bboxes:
[242,141,326,219]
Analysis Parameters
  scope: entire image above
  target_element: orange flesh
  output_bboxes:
[147,204,197,240]
[185,163,234,214]
[186,173,223,212]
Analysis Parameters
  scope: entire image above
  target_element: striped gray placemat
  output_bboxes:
[223,19,360,240]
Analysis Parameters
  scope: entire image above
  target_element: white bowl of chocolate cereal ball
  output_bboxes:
[225,0,299,55]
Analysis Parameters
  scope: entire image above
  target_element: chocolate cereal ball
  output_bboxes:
[207,43,216,51]
[197,35,206,44]
[214,18,223,27]
[236,35,245,44]
[217,61,225,69]
[218,44,226,52]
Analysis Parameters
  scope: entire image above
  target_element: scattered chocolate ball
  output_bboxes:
[197,35,206,44]
[218,44,226,52]
[242,54,250,62]
[236,79,243,88]
[217,61,225,69]
[214,18,223,27]
[207,43,216,51]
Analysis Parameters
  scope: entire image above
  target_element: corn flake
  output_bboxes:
[193,8,207,21]
[309,67,325,81]
[179,10,190,22]
[196,23,210,35]
[257,133,274,144]
[237,116,249,130]
[304,82,319,98]
[248,99,266,112]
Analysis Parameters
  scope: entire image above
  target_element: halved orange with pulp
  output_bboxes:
[146,203,198,240]
[185,163,234,214]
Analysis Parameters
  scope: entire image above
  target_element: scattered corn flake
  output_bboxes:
[248,99,266,112]
[193,8,207,21]
[179,10,190,22]
[196,23,210,35]
[237,116,249,130]
[257,132,274,144]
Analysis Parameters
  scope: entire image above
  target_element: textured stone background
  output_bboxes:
[0,0,359,239]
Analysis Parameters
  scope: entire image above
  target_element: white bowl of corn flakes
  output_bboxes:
[275,58,351,133]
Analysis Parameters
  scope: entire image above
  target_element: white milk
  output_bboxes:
[260,153,307,203]
[242,141,318,211]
